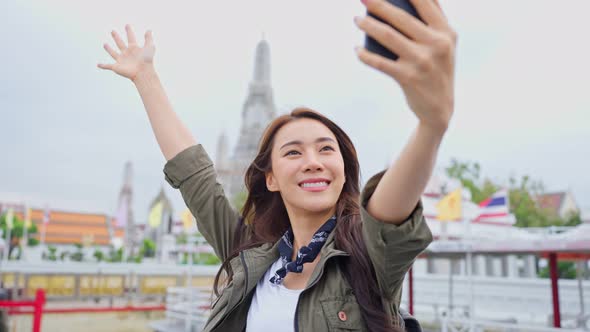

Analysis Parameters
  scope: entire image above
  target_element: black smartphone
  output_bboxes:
[364,0,422,61]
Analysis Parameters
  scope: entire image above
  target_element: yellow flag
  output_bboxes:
[181,209,194,231]
[24,208,32,228]
[148,201,164,228]
[436,188,462,221]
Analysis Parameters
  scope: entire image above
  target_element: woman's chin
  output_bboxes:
[284,194,339,216]
[298,201,338,215]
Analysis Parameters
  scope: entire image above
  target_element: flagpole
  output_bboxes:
[466,215,475,332]
[22,205,29,261]
[148,200,164,263]
[157,210,165,264]
[41,223,46,246]
[4,209,14,262]
[3,228,10,263]
[457,186,475,332]
[41,205,49,247]
[441,220,448,240]
[122,224,128,263]
[4,208,14,263]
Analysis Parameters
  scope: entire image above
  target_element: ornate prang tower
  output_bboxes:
[217,39,277,203]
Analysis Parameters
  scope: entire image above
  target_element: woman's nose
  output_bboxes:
[303,153,323,172]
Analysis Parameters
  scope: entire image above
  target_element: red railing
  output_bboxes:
[0,289,46,332]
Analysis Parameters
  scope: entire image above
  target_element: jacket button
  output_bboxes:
[338,311,347,322]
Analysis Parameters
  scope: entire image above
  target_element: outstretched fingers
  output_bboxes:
[111,30,127,51]
[97,63,114,70]
[125,24,137,45]
[144,30,153,47]
[103,43,119,60]
[97,43,118,71]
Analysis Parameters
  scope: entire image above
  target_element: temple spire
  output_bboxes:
[216,39,277,200]
[253,39,271,84]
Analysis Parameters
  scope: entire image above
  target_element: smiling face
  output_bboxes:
[265,118,346,217]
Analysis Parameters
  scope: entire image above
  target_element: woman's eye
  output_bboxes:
[321,146,335,152]
[285,150,300,156]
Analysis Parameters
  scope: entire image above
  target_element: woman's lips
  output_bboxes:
[299,180,330,192]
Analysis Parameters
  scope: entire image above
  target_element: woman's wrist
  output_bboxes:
[417,119,448,143]
[132,64,158,86]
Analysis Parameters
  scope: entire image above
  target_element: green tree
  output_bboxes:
[60,251,70,261]
[46,245,58,261]
[0,213,39,256]
[93,249,104,262]
[563,211,582,227]
[232,191,248,212]
[445,159,499,203]
[202,253,221,265]
[538,261,577,279]
[70,243,84,262]
[507,175,553,227]
[176,233,188,245]
[139,239,156,258]
[193,252,221,265]
[107,247,123,262]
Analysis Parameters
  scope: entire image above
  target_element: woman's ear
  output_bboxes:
[266,172,279,192]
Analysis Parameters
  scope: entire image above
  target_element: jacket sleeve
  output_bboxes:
[163,144,243,261]
[360,170,433,305]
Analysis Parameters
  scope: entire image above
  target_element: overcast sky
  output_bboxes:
[1,0,589,222]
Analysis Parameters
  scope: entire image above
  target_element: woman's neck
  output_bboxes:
[287,207,336,260]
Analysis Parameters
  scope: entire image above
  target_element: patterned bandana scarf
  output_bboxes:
[269,216,337,285]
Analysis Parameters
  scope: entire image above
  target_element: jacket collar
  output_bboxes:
[241,220,350,294]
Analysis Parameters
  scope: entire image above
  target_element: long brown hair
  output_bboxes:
[214,107,400,331]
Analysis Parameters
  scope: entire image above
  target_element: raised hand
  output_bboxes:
[355,0,456,134]
[98,25,156,82]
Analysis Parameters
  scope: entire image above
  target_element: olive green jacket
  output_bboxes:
[164,145,432,332]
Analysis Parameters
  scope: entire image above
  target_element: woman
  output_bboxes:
[98,0,456,330]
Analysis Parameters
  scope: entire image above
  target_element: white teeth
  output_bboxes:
[301,181,328,188]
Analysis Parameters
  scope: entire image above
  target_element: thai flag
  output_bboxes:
[474,189,515,225]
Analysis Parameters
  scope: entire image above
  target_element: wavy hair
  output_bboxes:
[213,107,400,331]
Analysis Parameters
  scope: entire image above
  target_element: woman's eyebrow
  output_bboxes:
[279,137,336,150]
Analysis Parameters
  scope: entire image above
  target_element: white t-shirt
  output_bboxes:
[246,258,304,332]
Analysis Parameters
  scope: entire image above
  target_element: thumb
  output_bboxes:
[144,30,154,47]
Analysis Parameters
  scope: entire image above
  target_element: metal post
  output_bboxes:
[32,289,45,332]
[466,251,474,332]
[22,206,28,261]
[548,253,561,328]
[448,258,454,319]
[577,261,585,323]
[186,248,194,332]
[409,266,414,315]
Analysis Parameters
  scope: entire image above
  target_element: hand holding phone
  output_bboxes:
[364,0,422,61]
[355,0,457,135]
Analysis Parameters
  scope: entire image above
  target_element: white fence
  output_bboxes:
[401,274,589,329]
[150,287,212,332]
[0,261,220,276]
[2,262,588,329]
[440,318,588,332]
[0,261,219,300]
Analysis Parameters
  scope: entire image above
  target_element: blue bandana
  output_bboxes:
[269,216,337,285]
